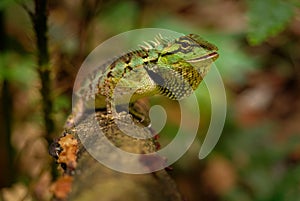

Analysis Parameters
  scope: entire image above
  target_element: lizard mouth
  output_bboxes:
[186,51,219,63]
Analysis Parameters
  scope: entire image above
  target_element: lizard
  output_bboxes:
[64,33,219,129]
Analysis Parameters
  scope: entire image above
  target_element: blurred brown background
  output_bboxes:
[0,0,300,200]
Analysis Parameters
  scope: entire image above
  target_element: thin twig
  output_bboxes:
[28,0,54,143]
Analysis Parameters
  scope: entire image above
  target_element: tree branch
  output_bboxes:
[51,111,184,201]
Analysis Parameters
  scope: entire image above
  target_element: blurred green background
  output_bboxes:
[0,0,300,200]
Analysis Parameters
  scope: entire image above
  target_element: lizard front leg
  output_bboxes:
[129,100,151,127]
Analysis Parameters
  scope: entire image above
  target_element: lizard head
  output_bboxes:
[157,34,219,79]
[146,34,219,100]
[160,34,218,65]
[159,34,218,74]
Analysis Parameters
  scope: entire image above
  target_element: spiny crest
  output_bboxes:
[114,34,177,56]
[139,33,177,51]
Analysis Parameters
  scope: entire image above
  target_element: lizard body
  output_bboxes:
[65,34,219,128]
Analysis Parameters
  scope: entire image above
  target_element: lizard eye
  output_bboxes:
[181,42,189,48]
[178,39,192,51]
[181,41,191,49]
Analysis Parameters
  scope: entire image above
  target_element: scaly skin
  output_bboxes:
[65,34,219,128]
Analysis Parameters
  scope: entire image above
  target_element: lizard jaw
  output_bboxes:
[186,52,219,63]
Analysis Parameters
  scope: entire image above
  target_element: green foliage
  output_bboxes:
[219,124,300,201]
[0,0,14,10]
[247,0,295,45]
[100,1,139,33]
[53,95,70,113]
[151,16,201,34]
[0,0,29,11]
[0,52,37,88]
[208,33,258,83]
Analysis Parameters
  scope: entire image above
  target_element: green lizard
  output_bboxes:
[65,34,218,128]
